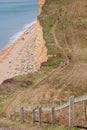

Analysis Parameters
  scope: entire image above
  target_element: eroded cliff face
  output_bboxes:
[35,19,47,70]
[35,0,48,70]
[39,0,46,13]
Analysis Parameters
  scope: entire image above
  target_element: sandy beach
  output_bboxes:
[0,23,37,84]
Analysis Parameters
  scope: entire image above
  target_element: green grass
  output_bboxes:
[42,125,79,130]
[0,92,18,116]
[0,121,80,130]
[39,0,87,63]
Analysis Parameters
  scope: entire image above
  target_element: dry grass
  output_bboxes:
[0,119,79,130]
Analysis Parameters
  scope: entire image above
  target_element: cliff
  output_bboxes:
[35,19,48,70]
[34,0,47,70]
[39,0,46,13]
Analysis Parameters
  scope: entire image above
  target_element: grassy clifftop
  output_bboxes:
[33,0,87,99]
[39,0,87,63]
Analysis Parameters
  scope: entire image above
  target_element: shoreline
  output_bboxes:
[0,22,37,84]
[1,21,36,52]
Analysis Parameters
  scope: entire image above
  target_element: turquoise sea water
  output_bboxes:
[0,0,38,50]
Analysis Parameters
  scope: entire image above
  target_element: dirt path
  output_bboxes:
[4,65,64,117]
[51,20,66,57]
[51,20,72,66]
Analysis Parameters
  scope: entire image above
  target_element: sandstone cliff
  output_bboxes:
[35,0,47,70]
[39,0,46,13]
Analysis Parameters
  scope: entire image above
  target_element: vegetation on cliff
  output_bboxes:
[39,0,87,63]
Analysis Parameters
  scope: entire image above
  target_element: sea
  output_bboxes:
[0,0,38,50]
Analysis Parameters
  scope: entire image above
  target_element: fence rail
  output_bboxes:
[24,95,87,112]
[10,94,87,127]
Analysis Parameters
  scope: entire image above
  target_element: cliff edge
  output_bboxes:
[34,0,48,70]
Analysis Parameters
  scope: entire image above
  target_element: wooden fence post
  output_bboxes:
[83,100,87,121]
[51,107,55,123]
[69,96,74,126]
[32,109,35,125]
[20,107,24,122]
[38,107,42,126]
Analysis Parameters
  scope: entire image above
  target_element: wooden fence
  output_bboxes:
[10,95,87,127]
